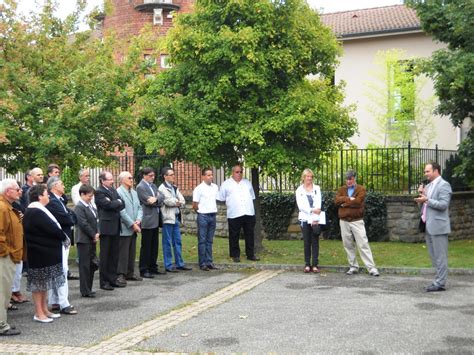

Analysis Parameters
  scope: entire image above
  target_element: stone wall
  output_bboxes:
[180,192,474,242]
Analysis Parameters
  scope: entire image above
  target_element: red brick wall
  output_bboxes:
[102,0,199,194]
[103,0,195,40]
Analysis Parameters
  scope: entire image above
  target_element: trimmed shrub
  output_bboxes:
[261,192,296,240]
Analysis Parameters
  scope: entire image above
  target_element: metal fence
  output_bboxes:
[0,144,464,195]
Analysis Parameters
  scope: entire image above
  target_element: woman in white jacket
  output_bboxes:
[295,168,322,273]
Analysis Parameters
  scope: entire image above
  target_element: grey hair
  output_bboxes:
[0,179,19,194]
[78,168,89,178]
[118,171,131,184]
[345,170,357,179]
[47,176,62,191]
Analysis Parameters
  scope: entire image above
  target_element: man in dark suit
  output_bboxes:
[95,171,125,290]
[74,185,99,297]
[415,162,452,292]
[136,167,164,278]
[45,176,77,315]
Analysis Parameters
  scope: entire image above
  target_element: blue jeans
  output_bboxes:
[162,221,184,269]
[197,213,216,267]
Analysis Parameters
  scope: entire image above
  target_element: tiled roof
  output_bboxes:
[320,5,421,39]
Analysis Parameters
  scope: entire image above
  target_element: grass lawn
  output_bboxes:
[70,235,474,269]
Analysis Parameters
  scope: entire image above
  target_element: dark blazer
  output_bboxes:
[23,208,65,269]
[95,185,125,236]
[46,193,75,239]
[74,202,98,244]
[136,179,164,229]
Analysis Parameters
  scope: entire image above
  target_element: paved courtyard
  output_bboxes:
[1,267,472,354]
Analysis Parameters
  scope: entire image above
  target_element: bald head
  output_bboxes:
[30,168,44,184]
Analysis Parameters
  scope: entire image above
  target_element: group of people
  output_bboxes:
[296,162,452,294]
[0,161,452,337]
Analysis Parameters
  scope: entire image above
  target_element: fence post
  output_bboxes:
[408,141,412,194]
[340,150,344,187]
[435,144,439,162]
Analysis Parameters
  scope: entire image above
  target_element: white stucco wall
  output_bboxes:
[336,32,458,150]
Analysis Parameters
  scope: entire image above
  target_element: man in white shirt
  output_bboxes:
[71,169,92,206]
[192,168,219,271]
[218,165,259,263]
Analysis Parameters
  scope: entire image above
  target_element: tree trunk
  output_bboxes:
[251,167,264,253]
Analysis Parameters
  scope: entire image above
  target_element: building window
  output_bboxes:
[144,54,156,65]
[160,54,171,69]
[153,8,163,26]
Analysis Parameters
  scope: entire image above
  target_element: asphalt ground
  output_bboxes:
[2,266,473,354]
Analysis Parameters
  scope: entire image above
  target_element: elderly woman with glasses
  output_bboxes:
[295,168,322,273]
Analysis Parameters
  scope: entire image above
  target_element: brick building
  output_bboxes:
[98,0,202,195]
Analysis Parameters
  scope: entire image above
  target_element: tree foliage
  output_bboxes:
[366,49,436,147]
[406,0,474,185]
[139,0,356,176]
[0,0,146,173]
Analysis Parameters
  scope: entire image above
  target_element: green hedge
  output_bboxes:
[260,192,296,240]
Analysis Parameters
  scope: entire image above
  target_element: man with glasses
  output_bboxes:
[159,167,192,272]
[335,170,380,277]
[117,171,143,284]
[136,167,164,278]
[95,171,125,290]
[45,176,78,315]
[218,165,259,263]
[0,179,23,336]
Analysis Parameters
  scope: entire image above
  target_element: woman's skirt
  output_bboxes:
[26,262,65,292]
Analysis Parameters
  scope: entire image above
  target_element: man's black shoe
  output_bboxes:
[100,284,114,291]
[247,256,260,261]
[200,266,210,271]
[177,266,192,271]
[166,268,179,273]
[81,293,96,298]
[111,280,126,288]
[140,272,154,279]
[425,284,446,292]
[208,264,219,270]
[232,257,241,263]
[151,270,165,275]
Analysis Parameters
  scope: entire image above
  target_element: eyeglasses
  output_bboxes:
[8,187,21,192]
[126,177,133,180]
[234,171,243,174]
[167,173,175,176]
[146,174,155,177]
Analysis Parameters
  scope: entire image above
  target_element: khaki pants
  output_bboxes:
[0,256,16,332]
[339,219,376,270]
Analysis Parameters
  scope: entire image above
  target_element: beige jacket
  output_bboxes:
[158,183,185,225]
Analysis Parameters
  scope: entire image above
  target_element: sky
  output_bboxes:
[12,0,404,19]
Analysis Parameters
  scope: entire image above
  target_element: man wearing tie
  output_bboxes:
[95,171,125,290]
[45,177,77,315]
[136,167,164,278]
[414,162,452,292]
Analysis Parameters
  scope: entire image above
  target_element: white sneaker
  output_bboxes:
[346,267,359,275]
[369,268,380,276]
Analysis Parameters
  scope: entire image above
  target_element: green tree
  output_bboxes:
[366,49,436,147]
[0,0,146,173]
[406,0,474,185]
[139,0,356,248]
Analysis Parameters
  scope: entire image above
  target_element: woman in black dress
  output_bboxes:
[23,185,66,323]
